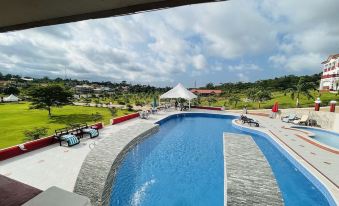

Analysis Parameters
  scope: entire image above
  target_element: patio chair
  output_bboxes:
[139,111,150,119]
[55,128,80,147]
[281,114,298,123]
[293,115,309,125]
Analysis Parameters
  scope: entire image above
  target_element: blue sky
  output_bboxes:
[0,0,338,87]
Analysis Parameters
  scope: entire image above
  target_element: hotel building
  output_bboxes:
[319,54,339,91]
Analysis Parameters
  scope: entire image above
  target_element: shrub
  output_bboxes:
[118,101,125,105]
[109,107,117,116]
[127,104,134,111]
[24,127,49,141]
[135,101,144,106]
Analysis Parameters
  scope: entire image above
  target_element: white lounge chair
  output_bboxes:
[293,115,309,125]
[282,114,298,123]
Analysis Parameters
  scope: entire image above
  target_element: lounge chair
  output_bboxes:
[55,128,80,147]
[239,115,260,127]
[281,114,298,123]
[139,111,150,119]
[293,115,309,125]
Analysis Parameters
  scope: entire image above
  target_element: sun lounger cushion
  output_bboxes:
[61,134,80,146]
[82,128,99,138]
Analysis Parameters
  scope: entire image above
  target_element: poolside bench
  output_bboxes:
[55,128,80,147]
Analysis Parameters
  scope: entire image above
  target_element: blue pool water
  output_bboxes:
[110,114,330,206]
[293,126,339,149]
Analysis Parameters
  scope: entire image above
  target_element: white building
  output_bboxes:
[319,54,339,91]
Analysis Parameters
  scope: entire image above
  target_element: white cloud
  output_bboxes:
[228,64,261,72]
[237,73,249,82]
[0,0,338,85]
[192,54,206,70]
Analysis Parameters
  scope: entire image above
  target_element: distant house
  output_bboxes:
[74,85,94,94]
[319,54,339,91]
[190,89,223,96]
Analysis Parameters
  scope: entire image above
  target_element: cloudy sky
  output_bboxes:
[0,0,338,87]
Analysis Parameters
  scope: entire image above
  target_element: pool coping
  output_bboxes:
[232,120,338,206]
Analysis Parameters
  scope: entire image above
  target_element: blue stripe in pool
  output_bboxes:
[110,114,332,206]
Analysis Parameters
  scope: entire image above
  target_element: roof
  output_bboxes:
[0,0,226,33]
[190,89,223,94]
[321,54,339,64]
[160,83,197,100]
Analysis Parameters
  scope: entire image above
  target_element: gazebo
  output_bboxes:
[160,83,197,110]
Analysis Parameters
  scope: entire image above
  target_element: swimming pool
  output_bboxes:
[292,126,339,150]
[110,113,333,206]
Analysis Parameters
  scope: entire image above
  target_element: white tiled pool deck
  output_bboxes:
[0,109,338,203]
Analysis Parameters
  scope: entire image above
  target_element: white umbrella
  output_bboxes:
[160,83,197,110]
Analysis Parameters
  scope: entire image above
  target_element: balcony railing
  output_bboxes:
[321,74,339,79]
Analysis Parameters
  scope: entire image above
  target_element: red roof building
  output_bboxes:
[190,89,223,96]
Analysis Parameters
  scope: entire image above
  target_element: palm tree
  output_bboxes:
[335,79,339,94]
[229,95,241,108]
[254,90,271,109]
[285,77,315,107]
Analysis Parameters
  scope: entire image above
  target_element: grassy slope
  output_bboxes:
[200,91,339,109]
[0,102,132,149]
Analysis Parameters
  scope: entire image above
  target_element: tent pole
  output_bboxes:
[189,99,191,111]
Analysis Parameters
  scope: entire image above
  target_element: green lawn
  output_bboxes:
[199,91,339,110]
[0,102,133,149]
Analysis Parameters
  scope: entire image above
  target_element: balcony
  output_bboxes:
[321,74,339,79]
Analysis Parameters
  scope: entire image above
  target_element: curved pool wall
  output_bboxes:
[109,113,335,206]
[291,126,339,150]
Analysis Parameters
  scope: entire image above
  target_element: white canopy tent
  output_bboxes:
[160,83,197,110]
[3,94,19,102]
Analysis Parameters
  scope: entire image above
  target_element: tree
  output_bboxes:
[206,82,214,89]
[29,85,73,116]
[4,86,20,95]
[229,95,241,108]
[254,89,271,109]
[285,77,315,107]
[246,88,258,102]
[207,97,217,106]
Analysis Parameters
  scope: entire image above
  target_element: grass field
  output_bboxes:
[199,91,339,109]
[0,102,133,149]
